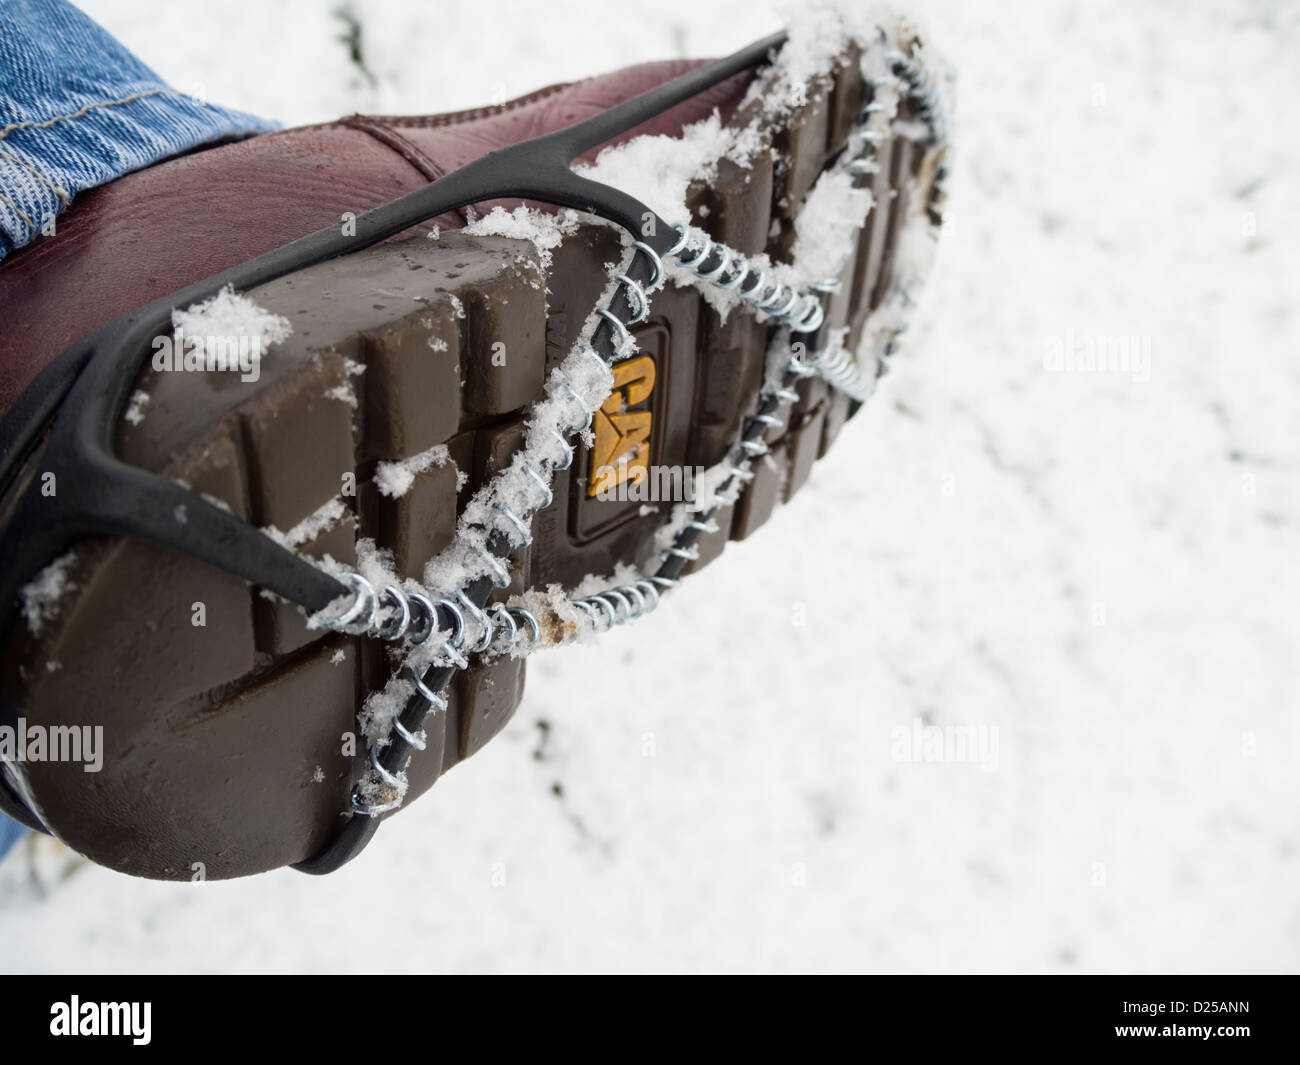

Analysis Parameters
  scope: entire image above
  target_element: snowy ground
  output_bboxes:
[2,0,1297,973]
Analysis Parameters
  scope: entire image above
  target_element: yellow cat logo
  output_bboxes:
[588,355,655,498]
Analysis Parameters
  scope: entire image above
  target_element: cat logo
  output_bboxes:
[588,354,655,498]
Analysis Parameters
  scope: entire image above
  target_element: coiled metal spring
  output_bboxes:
[320,571,545,660]
[595,238,663,360]
[320,572,470,664]
[572,577,672,635]
[884,45,950,222]
[887,47,949,147]
[454,590,542,657]
[664,224,826,334]
[811,344,871,403]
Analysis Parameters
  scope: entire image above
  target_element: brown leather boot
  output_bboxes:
[0,20,950,879]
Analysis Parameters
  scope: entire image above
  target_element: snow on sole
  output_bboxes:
[1,42,944,880]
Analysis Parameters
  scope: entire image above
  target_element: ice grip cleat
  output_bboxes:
[0,22,950,878]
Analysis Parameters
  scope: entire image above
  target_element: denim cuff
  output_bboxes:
[1,0,280,261]
[0,86,278,260]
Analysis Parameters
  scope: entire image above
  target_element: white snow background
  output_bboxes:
[1,0,1296,973]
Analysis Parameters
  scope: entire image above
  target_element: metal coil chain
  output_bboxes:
[663,64,911,401]
[888,44,951,220]
[310,39,951,815]
[319,41,949,656]
[553,40,952,642]
[665,224,827,333]
[320,40,949,652]
[809,338,872,403]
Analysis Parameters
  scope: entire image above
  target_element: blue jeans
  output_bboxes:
[0,0,277,260]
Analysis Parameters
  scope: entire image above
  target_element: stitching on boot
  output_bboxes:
[367,82,574,129]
